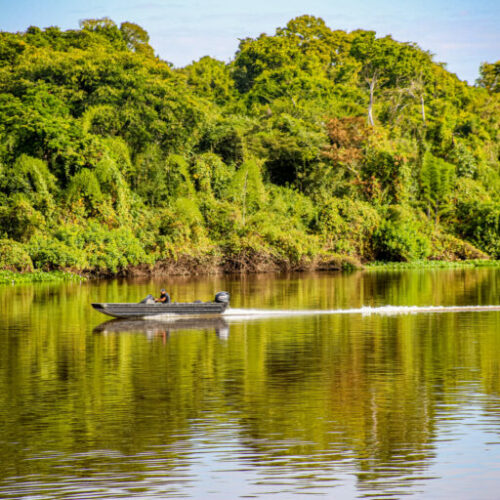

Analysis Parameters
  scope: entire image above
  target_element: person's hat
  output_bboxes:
[161,288,166,292]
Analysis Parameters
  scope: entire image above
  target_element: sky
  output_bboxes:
[0,0,499,84]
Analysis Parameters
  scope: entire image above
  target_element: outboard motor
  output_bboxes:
[215,291,230,305]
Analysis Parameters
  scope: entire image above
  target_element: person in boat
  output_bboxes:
[155,288,171,303]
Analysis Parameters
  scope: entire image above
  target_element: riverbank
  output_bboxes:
[366,260,500,270]
[122,252,363,277]
[3,257,500,284]
[104,254,500,277]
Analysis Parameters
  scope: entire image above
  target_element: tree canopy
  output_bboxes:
[0,16,499,274]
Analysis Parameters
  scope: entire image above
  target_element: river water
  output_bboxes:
[1,268,500,499]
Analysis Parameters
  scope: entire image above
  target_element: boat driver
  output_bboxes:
[155,289,171,303]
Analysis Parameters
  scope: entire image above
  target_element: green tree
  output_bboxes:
[120,22,154,57]
[0,18,499,271]
[420,151,455,221]
[477,60,500,93]
[349,31,432,127]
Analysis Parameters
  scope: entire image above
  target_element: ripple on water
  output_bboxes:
[1,271,500,499]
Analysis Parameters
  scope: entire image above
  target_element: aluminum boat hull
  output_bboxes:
[91,301,228,319]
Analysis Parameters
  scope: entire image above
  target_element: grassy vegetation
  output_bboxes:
[367,260,500,270]
[0,270,85,285]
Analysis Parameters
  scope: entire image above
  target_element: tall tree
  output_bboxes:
[477,60,500,93]
[120,22,154,58]
[350,31,432,127]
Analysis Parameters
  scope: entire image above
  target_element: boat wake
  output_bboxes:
[223,304,500,320]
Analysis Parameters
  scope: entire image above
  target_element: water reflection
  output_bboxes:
[0,269,499,499]
[94,317,230,340]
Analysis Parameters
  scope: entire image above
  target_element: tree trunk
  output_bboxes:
[368,75,376,127]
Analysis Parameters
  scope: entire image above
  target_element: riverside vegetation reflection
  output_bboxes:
[0,269,499,498]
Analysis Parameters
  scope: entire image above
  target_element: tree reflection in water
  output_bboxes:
[0,269,499,498]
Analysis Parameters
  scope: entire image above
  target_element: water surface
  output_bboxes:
[0,269,499,498]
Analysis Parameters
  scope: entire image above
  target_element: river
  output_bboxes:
[0,268,499,499]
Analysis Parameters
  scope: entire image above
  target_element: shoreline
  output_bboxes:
[2,258,499,285]
[365,259,500,270]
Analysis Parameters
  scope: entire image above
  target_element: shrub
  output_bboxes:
[317,197,380,259]
[0,239,34,271]
[374,206,431,261]
[27,235,86,270]
[454,201,500,258]
[0,194,46,241]
[199,197,239,241]
[82,223,152,273]
[431,232,489,261]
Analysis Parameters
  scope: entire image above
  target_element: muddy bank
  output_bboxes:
[110,252,363,278]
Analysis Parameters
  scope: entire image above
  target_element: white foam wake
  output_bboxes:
[223,305,500,320]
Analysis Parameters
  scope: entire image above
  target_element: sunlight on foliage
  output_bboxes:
[0,16,498,273]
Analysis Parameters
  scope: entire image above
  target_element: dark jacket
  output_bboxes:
[157,291,171,303]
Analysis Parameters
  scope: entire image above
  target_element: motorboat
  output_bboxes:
[91,291,230,319]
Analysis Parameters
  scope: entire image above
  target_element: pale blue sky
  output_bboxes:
[1,0,498,83]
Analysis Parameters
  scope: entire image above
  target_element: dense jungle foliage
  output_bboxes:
[0,16,499,274]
